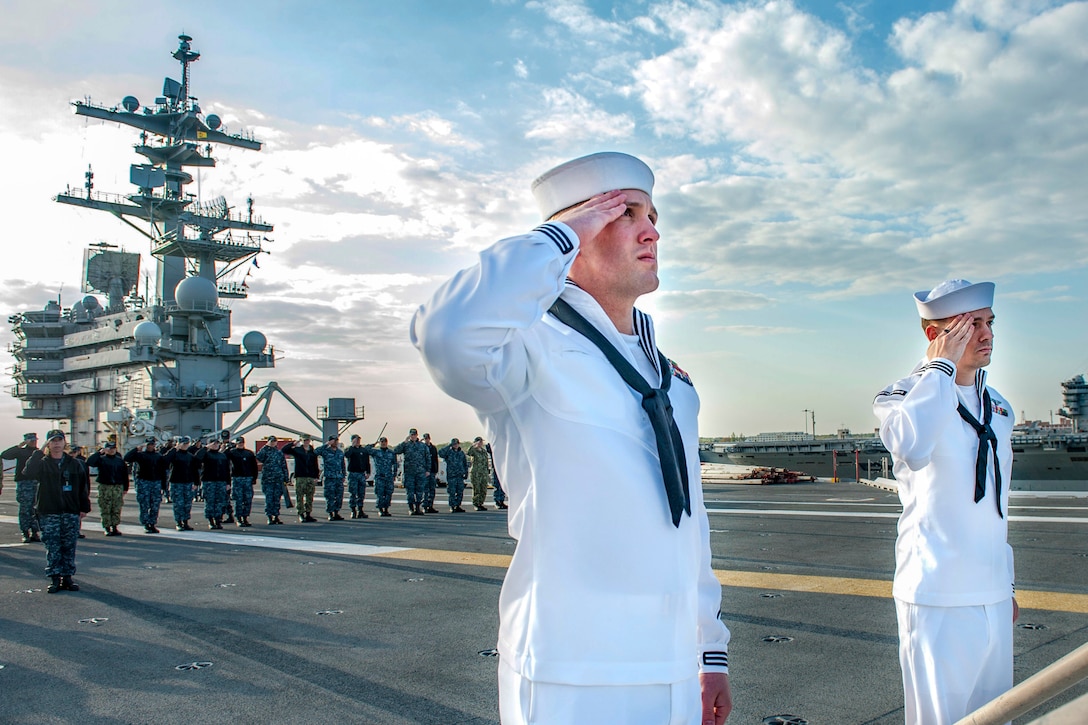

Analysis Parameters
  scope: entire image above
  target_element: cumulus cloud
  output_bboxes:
[631,0,1088,292]
[524,88,636,143]
[525,0,632,39]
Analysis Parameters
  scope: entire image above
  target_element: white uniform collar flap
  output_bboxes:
[559,282,663,383]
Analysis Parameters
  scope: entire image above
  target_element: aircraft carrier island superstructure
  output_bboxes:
[8,34,274,449]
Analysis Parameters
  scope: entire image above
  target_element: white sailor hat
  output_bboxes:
[914,279,995,319]
[531,152,654,220]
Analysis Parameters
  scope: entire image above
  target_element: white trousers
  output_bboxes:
[498,659,701,725]
[895,598,1013,725]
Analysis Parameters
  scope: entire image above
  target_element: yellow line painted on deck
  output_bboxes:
[715,570,894,598]
[373,548,1088,614]
[373,548,515,569]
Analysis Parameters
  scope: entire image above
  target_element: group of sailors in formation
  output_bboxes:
[2,426,507,551]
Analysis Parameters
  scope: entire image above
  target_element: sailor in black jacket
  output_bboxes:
[3,432,42,542]
[25,429,90,593]
[283,437,320,523]
[226,437,259,527]
[124,437,166,533]
[344,434,371,518]
[196,438,232,529]
[87,441,129,536]
[163,437,201,530]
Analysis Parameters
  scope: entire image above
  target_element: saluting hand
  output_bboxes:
[926,312,973,365]
[554,189,628,245]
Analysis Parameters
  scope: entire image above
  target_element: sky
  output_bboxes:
[0,0,1086,447]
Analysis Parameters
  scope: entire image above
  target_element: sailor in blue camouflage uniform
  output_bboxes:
[25,429,90,593]
[422,433,440,513]
[255,435,289,525]
[163,437,201,530]
[124,437,165,533]
[344,434,371,518]
[438,438,469,512]
[196,437,232,529]
[363,437,398,517]
[314,435,347,521]
[227,436,258,527]
[394,428,430,516]
[3,432,42,543]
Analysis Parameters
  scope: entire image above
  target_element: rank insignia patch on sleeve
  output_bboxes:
[669,359,693,386]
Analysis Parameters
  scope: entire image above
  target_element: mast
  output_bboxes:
[9,34,275,448]
[55,33,270,304]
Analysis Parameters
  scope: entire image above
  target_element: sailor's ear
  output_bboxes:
[924,325,940,342]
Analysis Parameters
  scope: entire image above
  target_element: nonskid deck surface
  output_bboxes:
[2,481,1086,724]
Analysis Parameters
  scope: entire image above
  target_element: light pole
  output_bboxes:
[803,409,810,436]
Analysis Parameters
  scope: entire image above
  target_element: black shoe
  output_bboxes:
[410,508,422,516]
[496,502,508,509]
[349,508,357,519]
[47,576,61,594]
[60,576,79,592]
[176,522,185,531]
[332,512,345,521]
[304,515,317,522]
[78,532,85,539]
[425,506,439,514]
[380,509,391,517]
[452,506,465,513]
[209,520,217,530]
[21,533,31,544]
[149,525,160,534]
[182,521,194,531]
[113,525,123,535]
[223,511,235,524]
[273,516,284,525]
[144,525,154,534]
[475,505,488,511]
[30,531,42,542]
[358,510,369,519]
[104,528,114,537]
[268,516,276,525]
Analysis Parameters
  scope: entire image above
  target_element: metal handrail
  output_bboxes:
[955,640,1088,725]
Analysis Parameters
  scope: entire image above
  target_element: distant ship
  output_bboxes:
[700,374,1088,491]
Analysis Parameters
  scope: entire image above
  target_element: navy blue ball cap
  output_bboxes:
[46,429,65,441]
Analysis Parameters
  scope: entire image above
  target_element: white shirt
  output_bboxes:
[874,359,1015,606]
[411,221,730,685]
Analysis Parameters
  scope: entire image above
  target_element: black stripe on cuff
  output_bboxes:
[923,360,955,377]
[535,223,575,254]
[702,651,729,667]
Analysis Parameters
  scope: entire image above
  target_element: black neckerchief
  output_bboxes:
[956,388,1003,518]
[548,297,691,527]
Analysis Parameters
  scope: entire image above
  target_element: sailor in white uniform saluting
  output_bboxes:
[873,279,1017,725]
[411,152,732,725]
